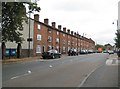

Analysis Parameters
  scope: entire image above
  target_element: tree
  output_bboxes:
[95,44,105,50]
[115,30,120,48]
[2,2,40,43]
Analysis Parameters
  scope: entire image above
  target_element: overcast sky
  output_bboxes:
[34,0,119,45]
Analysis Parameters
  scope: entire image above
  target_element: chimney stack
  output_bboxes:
[74,32,76,36]
[67,29,70,34]
[34,14,39,21]
[52,22,56,28]
[63,27,66,32]
[58,25,62,30]
[71,31,73,35]
[44,18,49,24]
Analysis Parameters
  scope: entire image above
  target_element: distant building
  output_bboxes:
[104,44,113,51]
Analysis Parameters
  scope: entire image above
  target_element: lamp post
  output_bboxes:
[28,11,31,57]
[113,20,120,55]
[27,11,32,57]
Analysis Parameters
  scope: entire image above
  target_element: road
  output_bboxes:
[2,53,118,87]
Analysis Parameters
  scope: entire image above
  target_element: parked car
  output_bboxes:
[42,50,61,59]
[68,49,78,56]
[88,50,94,54]
[108,50,114,54]
[79,50,87,54]
[103,50,109,53]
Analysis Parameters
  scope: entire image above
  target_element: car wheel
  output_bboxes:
[59,55,61,58]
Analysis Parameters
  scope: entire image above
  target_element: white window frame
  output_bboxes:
[56,46,59,50]
[0,23,1,28]
[68,41,70,45]
[57,31,59,35]
[38,24,41,30]
[68,47,70,51]
[56,38,59,43]
[63,46,66,52]
[48,36,52,42]
[63,34,65,37]
[37,34,42,41]
[48,29,52,33]
[36,45,41,53]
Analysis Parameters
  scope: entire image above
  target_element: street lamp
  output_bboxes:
[27,11,33,57]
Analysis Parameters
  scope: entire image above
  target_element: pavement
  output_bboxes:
[1,53,120,64]
[81,53,119,87]
[1,54,68,64]
[107,53,120,65]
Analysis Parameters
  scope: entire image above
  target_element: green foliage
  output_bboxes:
[95,44,105,50]
[2,2,40,43]
[115,30,120,48]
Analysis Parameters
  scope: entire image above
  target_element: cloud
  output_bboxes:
[51,0,96,12]
[38,0,119,45]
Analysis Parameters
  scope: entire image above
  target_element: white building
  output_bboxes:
[4,18,34,58]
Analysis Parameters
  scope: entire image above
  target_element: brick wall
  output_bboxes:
[33,14,95,56]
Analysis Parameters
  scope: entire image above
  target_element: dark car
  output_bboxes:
[42,50,61,59]
[68,49,78,56]
[79,50,87,54]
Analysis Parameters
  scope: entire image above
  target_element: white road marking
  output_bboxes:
[106,60,113,65]
[49,65,53,68]
[11,70,32,80]
[106,59,119,66]
[77,65,102,87]
[28,70,31,74]
[11,76,19,79]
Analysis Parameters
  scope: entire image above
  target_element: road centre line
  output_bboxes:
[11,70,32,80]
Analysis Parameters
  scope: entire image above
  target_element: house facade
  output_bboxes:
[2,14,95,59]
[33,14,95,56]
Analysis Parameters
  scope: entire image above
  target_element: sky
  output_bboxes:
[34,0,119,46]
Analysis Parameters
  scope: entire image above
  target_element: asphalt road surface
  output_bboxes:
[2,53,118,87]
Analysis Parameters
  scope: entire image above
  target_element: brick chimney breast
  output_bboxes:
[34,14,39,21]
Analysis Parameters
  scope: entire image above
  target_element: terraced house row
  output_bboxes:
[2,14,95,58]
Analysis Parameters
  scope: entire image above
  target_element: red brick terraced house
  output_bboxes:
[33,14,95,56]
[2,14,95,59]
